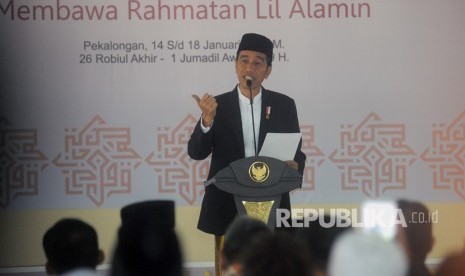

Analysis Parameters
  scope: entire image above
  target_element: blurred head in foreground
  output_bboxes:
[110,200,183,276]
[328,230,407,276]
[42,218,104,275]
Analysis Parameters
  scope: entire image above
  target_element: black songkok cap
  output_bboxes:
[237,33,273,65]
[120,200,175,230]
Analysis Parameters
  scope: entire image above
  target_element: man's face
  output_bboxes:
[235,50,272,92]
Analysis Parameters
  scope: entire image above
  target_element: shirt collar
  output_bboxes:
[237,85,262,103]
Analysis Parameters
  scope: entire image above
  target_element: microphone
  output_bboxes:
[245,76,254,105]
[245,76,253,92]
[244,76,257,156]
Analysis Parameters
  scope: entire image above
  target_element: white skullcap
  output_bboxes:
[328,230,407,276]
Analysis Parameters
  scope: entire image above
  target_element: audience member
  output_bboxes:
[42,218,104,275]
[110,200,183,276]
[221,216,272,276]
[328,230,407,276]
[397,199,435,276]
[293,214,351,276]
[241,231,313,276]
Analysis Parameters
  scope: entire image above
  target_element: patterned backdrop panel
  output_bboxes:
[421,111,465,200]
[0,117,48,208]
[300,124,325,191]
[329,112,416,198]
[2,110,465,209]
[1,0,464,210]
[52,116,142,206]
[146,114,209,205]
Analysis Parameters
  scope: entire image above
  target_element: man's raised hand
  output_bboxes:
[192,93,217,127]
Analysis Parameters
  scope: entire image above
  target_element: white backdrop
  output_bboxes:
[1,0,465,210]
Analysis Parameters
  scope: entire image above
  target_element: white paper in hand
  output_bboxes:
[258,133,302,161]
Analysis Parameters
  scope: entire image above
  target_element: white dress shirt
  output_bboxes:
[237,86,261,157]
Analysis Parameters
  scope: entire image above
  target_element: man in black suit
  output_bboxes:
[188,33,306,236]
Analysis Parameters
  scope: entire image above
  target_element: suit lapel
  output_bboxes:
[258,88,271,152]
[228,88,245,156]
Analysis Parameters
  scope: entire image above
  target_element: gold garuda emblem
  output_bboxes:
[249,161,270,182]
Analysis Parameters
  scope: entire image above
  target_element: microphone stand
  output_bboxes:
[247,79,258,157]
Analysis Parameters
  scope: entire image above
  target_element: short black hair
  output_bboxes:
[293,215,351,272]
[242,232,312,276]
[223,216,272,265]
[43,218,99,274]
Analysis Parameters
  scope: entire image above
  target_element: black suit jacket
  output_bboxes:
[188,86,306,235]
